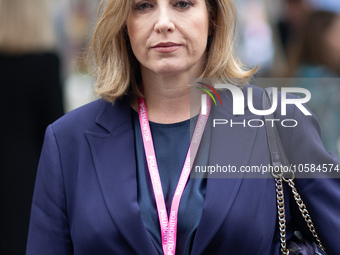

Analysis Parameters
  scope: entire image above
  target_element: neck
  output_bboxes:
[132,69,203,124]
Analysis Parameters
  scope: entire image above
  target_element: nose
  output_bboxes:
[154,6,175,34]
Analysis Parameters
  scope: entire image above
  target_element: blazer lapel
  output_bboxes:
[86,98,157,255]
[84,86,260,254]
[192,88,260,254]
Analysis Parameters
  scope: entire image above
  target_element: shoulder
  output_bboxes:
[0,51,60,64]
[50,99,115,137]
[29,52,61,73]
[243,84,305,115]
[0,52,61,79]
[238,85,325,157]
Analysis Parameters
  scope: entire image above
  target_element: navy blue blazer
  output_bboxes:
[26,85,340,254]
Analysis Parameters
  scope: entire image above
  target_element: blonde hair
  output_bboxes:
[0,0,56,54]
[88,0,257,102]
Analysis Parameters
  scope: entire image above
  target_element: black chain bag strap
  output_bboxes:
[262,87,327,255]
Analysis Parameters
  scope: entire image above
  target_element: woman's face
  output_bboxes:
[126,0,210,76]
[325,17,340,67]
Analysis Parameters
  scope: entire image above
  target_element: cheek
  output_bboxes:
[194,22,209,55]
[184,16,209,54]
[126,21,147,59]
[335,35,340,53]
[327,21,340,56]
[328,34,340,56]
[126,20,138,46]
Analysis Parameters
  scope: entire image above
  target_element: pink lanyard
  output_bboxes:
[138,96,212,255]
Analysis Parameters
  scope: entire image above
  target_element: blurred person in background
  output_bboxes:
[63,2,96,112]
[0,0,64,254]
[289,10,340,157]
[277,0,313,57]
[291,10,340,77]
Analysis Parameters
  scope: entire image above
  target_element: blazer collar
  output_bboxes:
[94,97,132,133]
[87,87,259,254]
[191,86,260,254]
[86,96,158,255]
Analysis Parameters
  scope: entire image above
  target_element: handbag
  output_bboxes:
[262,87,327,255]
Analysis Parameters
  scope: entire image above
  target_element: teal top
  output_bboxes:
[131,109,210,254]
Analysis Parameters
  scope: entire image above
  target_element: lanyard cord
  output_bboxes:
[138,96,212,255]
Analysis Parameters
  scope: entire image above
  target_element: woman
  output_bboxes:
[289,10,340,158]
[26,0,340,254]
[291,10,340,77]
[0,0,64,254]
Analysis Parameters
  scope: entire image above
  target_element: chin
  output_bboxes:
[152,63,194,76]
[155,68,183,75]
[148,65,178,75]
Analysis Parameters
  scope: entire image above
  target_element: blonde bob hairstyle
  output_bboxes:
[88,0,257,103]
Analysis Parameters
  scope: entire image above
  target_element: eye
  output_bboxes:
[134,2,153,10]
[174,1,194,9]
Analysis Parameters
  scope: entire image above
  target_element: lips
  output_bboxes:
[152,42,181,53]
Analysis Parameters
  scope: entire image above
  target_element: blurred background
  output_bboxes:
[0,0,339,254]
